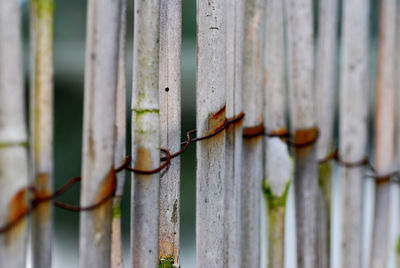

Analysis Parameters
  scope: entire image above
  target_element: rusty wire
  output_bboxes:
[0,110,396,234]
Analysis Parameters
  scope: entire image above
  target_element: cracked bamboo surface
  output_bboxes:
[79,0,121,267]
[263,0,292,267]
[241,0,265,266]
[196,0,226,267]
[0,0,29,267]
[131,0,161,267]
[29,0,54,267]
[159,0,181,266]
[110,0,127,267]
[225,0,244,267]
[370,0,397,267]
[285,0,318,267]
[315,0,338,267]
[339,0,369,267]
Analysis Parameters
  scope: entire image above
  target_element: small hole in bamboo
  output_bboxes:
[165,87,169,92]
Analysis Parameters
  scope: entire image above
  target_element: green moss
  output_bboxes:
[263,180,290,209]
[318,161,332,213]
[171,200,178,224]
[0,141,29,148]
[159,256,176,268]
[132,108,160,115]
[32,0,54,19]
[397,237,400,255]
[112,203,121,219]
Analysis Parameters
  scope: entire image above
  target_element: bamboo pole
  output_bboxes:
[110,0,127,267]
[370,0,397,267]
[339,0,369,267]
[241,0,265,266]
[225,0,244,266]
[263,1,292,267]
[130,0,161,267]
[79,0,121,267]
[158,0,182,266]
[196,0,226,266]
[315,0,338,267]
[284,0,318,267]
[29,0,54,266]
[0,0,29,267]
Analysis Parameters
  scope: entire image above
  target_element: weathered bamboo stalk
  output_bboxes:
[159,0,182,266]
[370,0,397,267]
[110,0,127,267]
[263,0,291,267]
[241,0,265,266]
[79,0,121,267]
[284,0,318,267]
[315,0,338,267]
[131,0,161,267]
[29,0,54,267]
[339,0,369,267]
[196,0,226,266]
[0,1,29,267]
[225,0,244,266]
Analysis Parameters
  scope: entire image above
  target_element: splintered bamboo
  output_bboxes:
[110,0,127,267]
[159,0,182,266]
[263,0,291,267]
[225,0,244,266]
[196,0,227,266]
[241,0,265,266]
[284,0,318,266]
[30,0,54,267]
[0,0,29,267]
[131,0,161,267]
[79,0,121,267]
[339,0,369,267]
[370,0,397,266]
[315,0,338,267]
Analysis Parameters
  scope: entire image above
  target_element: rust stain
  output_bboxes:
[243,123,265,138]
[270,127,288,137]
[206,105,226,136]
[93,168,115,233]
[211,105,226,120]
[89,136,95,162]
[376,175,390,186]
[6,188,29,243]
[159,238,174,258]
[135,147,153,172]
[293,127,318,147]
[33,173,51,221]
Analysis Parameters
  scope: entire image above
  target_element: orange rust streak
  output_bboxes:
[293,127,318,146]
[6,188,29,242]
[211,105,226,120]
[93,168,116,233]
[243,123,265,138]
[270,127,288,137]
[135,147,153,172]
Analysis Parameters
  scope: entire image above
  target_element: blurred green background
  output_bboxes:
[18,0,381,267]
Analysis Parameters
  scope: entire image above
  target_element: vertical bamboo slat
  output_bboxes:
[131,0,161,267]
[263,0,292,267]
[315,0,338,267]
[0,0,29,267]
[159,0,182,266]
[79,0,121,267]
[241,0,265,266]
[110,0,127,267]
[370,0,397,267]
[29,0,54,266]
[339,0,369,267]
[196,0,226,266]
[285,0,318,267]
[225,0,244,266]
